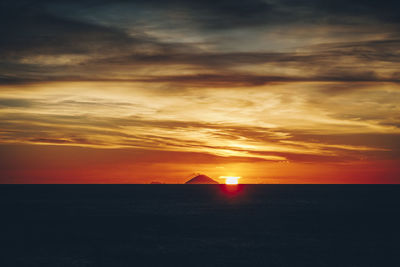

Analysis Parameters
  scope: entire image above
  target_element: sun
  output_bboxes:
[220,176,240,185]
[226,177,239,185]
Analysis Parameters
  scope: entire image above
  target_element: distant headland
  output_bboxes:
[185,174,219,184]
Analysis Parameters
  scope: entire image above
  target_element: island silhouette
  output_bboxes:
[185,174,219,184]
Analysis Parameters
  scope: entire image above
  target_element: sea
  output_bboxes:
[0,185,398,266]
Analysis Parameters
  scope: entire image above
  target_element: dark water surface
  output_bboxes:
[0,185,398,266]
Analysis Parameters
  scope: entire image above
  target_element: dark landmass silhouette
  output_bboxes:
[185,174,219,184]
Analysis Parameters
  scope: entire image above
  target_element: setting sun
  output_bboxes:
[220,176,240,185]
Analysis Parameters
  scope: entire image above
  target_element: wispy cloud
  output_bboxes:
[1,82,398,164]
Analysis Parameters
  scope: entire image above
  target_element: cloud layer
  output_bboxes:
[1,0,399,183]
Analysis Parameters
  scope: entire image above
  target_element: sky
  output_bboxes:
[0,0,399,183]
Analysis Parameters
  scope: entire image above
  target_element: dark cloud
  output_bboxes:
[68,0,400,28]
[0,13,129,57]
[1,1,400,87]
[288,0,400,23]
[0,1,196,61]
[0,98,33,107]
[2,50,400,87]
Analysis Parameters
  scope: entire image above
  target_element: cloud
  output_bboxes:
[1,1,400,85]
[1,81,398,164]
[2,36,400,87]
[0,1,400,183]
[0,98,33,107]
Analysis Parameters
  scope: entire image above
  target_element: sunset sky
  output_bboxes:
[1,0,399,183]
